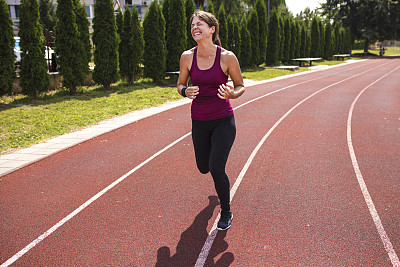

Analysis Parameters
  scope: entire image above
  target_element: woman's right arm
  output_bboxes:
[177,51,199,99]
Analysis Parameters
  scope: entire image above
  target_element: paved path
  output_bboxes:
[1,58,399,266]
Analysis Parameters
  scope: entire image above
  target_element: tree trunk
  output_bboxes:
[70,84,76,95]
[364,38,370,53]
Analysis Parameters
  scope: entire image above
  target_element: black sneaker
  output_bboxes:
[217,211,233,231]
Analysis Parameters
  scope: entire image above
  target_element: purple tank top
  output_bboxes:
[189,46,233,121]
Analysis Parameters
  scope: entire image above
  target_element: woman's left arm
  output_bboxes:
[218,52,245,100]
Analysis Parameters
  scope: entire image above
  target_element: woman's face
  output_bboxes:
[191,16,215,42]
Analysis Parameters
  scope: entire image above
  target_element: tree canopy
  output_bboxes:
[321,0,400,51]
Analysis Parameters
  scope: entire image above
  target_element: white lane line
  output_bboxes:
[194,60,394,266]
[1,133,192,267]
[347,65,400,266]
[0,59,381,267]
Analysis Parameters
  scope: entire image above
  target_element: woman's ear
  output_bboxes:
[211,26,215,34]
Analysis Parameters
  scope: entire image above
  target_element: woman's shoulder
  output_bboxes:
[220,47,238,62]
[181,47,196,57]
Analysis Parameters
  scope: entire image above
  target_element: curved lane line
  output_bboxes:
[195,60,395,266]
[0,60,383,267]
[347,65,400,266]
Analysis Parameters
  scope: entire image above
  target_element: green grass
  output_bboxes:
[0,79,181,154]
[352,48,400,56]
[242,66,308,81]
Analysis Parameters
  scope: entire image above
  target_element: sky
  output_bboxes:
[285,0,326,16]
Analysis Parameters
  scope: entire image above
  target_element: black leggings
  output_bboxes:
[191,115,236,212]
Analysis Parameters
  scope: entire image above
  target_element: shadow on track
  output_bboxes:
[155,196,234,266]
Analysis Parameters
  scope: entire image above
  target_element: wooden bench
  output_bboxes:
[333,54,351,60]
[291,58,322,67]
[166,71,180,76]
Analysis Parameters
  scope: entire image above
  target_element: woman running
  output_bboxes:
[177,10,245,230]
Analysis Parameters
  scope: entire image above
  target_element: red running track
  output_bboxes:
[1,58,399,266]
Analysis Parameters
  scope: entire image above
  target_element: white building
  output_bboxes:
[7,0,161,36]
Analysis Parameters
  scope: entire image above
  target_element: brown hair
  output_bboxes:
[190,10,221,46]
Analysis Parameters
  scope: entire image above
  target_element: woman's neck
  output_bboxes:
[196,40,217,58]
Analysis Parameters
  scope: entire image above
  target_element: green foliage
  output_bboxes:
[0,0,15,95]
[213,0,243,17]
[185,0,196,49]
[227,15,234,51]
[321,0,399,49]
[324,21,332,59]
[333,23,340,54]
[247,9,259,66]
[289,19,297,60]
[232,17,241,58]
[166,0,186,71]
[119,9,132,82]
[218,3,228,47]
[266,8,280,66]
[131,8,144,81]
[92,0,120,90]
[300,24,307,58]
[73,0,91,66]
[318,20,325,57]
[255,0,267,64]
[19,0,49,98]
[239,16,252,68]
[162,0,171,51]
[55,0,87,95]
[206,0,215,14]
[143,1,166,83]
[278,16,284,61]
[116,11,123,74]
[39,0,56,32]
[282,17,291,62]
[310,17,320,57]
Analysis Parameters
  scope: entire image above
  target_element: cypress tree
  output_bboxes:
[73,0,91,69]
[324,21,332,59]
[143,1,166,83]
[218,3,228,47]
[266,8,279,66]
[116,11,123,76]
[232,17,241,59]
[19,0,49,98]
[92,0,120,90]
[318,20,325,57]
[166,0,186,71]
[0,0,16,95]
[310,17,320,58]
[162,0,171,58]
[339,27,345,53]
[39,0,56,34]
[255,0,267,64]
[55,0,87,95]
[289,19,297,60]
[119,8,132,83]
[247,9,259,66]
[345,27,352,53]
[295,21,301,58]
[300,24,307,58]
[278,16,284,62]
[239,16,251,68]
[227,14,234,51]
[206,0,214,14]
[283,17,291,62]
[185,0,196,50]
[131,7,144,81]
[333,23,340,54]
